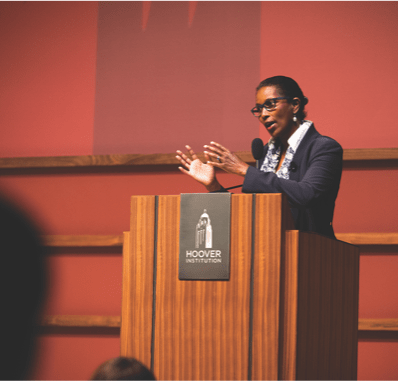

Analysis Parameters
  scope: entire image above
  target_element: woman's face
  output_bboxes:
[255,86,299,143]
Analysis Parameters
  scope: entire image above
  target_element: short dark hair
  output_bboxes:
[90,357,156,380]
[256,76,308,121]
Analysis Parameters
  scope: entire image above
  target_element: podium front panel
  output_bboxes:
[121,194,359,380]
[122,194,258,380]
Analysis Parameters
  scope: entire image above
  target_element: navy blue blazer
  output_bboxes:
[242,124,343,239]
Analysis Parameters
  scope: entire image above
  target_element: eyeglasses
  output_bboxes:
[251,97,291,117]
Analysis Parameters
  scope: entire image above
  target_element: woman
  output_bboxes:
[176,76,343,239]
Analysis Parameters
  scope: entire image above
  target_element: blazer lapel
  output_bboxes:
[288,124,320,181]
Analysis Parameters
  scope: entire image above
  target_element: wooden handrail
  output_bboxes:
[43,235,124,247]
[42,233,398,248]
[0,152,182,169]
[342,148,398,161]
[41,315,121,328]
[358,318,398,331]
[335,232,398,245]
[1,148,397,170]
[39,315,398,332]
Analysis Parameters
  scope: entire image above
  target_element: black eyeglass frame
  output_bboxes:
[251,97,292,117]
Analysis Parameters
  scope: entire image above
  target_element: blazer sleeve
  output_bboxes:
[242,136,343,209]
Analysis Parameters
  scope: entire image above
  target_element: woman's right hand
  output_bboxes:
[176,145,222,192]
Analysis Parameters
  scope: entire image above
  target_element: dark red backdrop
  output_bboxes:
[0,2,397,380]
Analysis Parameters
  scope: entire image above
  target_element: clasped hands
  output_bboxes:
[176,142,249,192]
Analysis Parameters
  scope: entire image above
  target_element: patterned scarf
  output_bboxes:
[260,120,312,179]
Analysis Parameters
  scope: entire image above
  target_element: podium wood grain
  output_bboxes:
[281,231,359,380]
[153,194,252,380]
[251,193,294,380]
[121,194,359,380]
[121,196,156,370]
[122,194,254,380]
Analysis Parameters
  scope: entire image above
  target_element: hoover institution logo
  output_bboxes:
[184,209,222,265]
[179,193,231,280]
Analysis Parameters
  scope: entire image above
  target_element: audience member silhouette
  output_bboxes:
[90,357,156,380]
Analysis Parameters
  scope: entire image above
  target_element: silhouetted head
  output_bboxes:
[90,357,156,380]
[0,195,47,380]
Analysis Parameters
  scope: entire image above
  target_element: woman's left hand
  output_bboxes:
[204,141,250,177]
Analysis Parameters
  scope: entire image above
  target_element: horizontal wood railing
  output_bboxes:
[38,315,398,332]
[43,235,124,247]
[335,232,398,245]
[358,319,398,331]
[42,232,398,248]
[41,315,121,328]
[1,147,398,170]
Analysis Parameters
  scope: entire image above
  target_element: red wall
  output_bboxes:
[93,1,261,155]
[258,2,398,150]
[0,2,397,380]
[0,1,97,158]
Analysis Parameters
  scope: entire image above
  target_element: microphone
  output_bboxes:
[223,138,264,191]
[251,138,264,169]
[289,161,297,172]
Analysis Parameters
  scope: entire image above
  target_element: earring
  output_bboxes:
[293,114,297,122]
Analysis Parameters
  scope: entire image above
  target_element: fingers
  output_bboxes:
[176,150,189,162]
[176,152,190,169]
[176,143,230,169]
[204,149,221,165]
[204,141,231,165]
[202,151,217,168]
[176,145,199,165]
[176,147,193,166]
[204,141,229,160]
[178,166,189,175]
[210,141,229,153]
[185,145,199,160]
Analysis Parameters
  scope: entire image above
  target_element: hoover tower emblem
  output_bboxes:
[195,209,212,249]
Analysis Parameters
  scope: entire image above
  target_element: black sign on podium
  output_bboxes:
[179,193,231,280]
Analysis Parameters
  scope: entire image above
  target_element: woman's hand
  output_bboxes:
[204,141,250,177]
[176,145,222,192]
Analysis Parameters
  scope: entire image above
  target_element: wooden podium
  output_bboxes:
[121,194,359,380]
